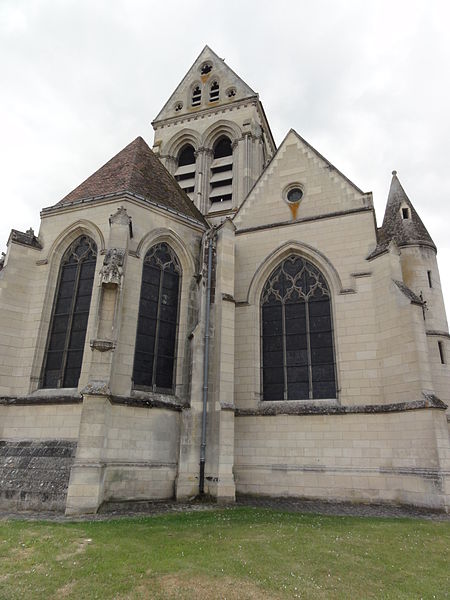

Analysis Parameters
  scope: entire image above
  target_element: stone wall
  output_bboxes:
[0,402,82,440]
[101,404,180,504]
[234,407,450,510]
[0,402,81,511]
[65,398,181,514]
[0,440,77,511]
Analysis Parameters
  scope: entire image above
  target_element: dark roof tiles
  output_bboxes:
[368,172,435,260]
[55,137,207,226]
[380,171,435,250]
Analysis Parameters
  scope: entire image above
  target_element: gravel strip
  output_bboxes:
[0,496,448,522]
[235,495,450,521]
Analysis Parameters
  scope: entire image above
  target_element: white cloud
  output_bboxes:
[1,0,450,309]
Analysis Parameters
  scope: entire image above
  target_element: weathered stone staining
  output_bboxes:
[0,45,449,515]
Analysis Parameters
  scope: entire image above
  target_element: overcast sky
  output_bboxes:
[1,0,450,309]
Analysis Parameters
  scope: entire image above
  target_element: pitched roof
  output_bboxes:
[54,137,208,226]
[233,128,368,227]
[378,171,435,250]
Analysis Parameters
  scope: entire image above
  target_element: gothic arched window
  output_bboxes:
[133,242,181,392]
[42,235,97,388]
[261,255,336,401]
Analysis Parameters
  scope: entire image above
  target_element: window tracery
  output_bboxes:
[132,242,181,392]
[261,255,336,401]
[42,235,97,388]
[200,62,212,75]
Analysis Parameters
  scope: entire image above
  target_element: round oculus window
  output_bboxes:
[286,187,303,203]
[200,62,213,75]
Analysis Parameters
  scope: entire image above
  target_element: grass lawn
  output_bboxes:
[0,507,449,599]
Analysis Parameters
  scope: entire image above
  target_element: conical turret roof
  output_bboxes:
[378,171,435,250]
[54,137,207,226]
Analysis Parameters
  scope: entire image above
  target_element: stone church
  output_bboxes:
[1,46,449,514]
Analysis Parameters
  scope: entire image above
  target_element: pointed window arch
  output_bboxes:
[213,136,232,159]
[210,80,219,102]
[42,235,97,388]
[261,255,336,401]
[191,84,202,107]
[177,145,196,167]
[133,242,181,392]
[210,135,233,204]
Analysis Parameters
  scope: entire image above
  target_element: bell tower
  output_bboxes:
[152,45,276,223]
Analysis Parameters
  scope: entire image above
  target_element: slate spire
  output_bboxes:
[379,170,435,251]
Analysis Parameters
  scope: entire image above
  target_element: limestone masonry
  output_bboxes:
[1,46,449,514]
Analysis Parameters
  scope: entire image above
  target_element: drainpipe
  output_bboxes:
[199,232,214,495]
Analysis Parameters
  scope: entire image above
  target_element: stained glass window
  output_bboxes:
[133,243,181,392]
[42,235,97,388]
[261,255,336,400]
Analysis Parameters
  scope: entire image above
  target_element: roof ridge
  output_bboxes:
[51,137,208,227]
[126,136,147,192]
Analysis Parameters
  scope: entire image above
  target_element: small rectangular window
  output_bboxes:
[401,207,409,219]
[438,341,445,364]
[427,270,432,288]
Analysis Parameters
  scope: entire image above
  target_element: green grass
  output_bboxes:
[0,507,448,599]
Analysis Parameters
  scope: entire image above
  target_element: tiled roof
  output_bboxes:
[55,137,208,226]
[379,171,435,250]
[368,172,435,259]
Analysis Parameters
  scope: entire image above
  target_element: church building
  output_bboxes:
[1,46,449,514]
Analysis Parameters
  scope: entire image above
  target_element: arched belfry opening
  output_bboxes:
[191,84,201,107]
[152,46,277,219]
[209,80,220,102]
[209,135,233,205]
[174,144,196,201]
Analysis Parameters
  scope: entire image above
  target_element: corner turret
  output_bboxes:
[377,172,450,410]
[379,170,436,251]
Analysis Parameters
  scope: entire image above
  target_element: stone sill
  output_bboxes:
[235,396,447,417]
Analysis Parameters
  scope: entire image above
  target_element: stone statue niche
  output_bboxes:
[100,248,124,288]
[93,247,126,351]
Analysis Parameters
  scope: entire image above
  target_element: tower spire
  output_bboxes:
[379,171,436,251]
